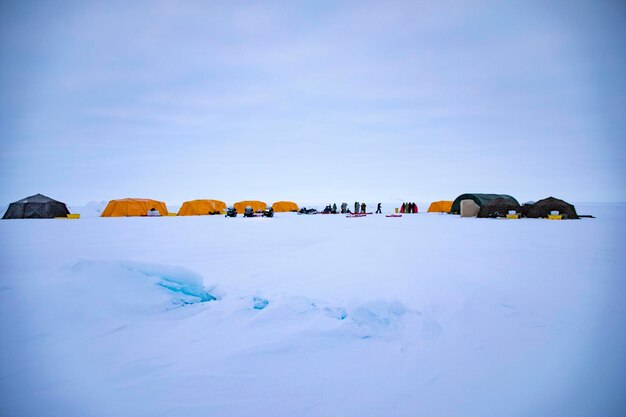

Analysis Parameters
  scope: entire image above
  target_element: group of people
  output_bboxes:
[322,202,371,214]
[400,202,418,213]
[322,203,338,214]
[338,202,382,214]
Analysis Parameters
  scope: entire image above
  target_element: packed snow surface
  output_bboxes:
[0,204,624,417]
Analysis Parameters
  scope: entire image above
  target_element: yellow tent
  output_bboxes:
[272,201,299,212]
[101,198,169,217]
[178,199,226,216]
[427,200,453,213]
[234,200,266,213]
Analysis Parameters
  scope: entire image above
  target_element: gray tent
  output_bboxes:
[450,193,519,214]
[2,194,70,219]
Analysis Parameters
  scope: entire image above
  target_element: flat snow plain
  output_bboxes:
[0,204,624,417]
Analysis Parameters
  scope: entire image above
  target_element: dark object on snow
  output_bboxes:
[523,197,579,219]
[263,207,274,218]
[244,206,255,218]
[3,193,70,219]
[225,207,237,217]
[477,198,523,218]
[451,194,519,214]
[298,207,318,215]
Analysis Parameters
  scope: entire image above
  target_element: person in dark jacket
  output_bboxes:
[361,202,366,213]
[354,202,359,214]
[376,203,382,214]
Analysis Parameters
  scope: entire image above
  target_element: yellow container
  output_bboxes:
[67,214,80,219]
[395,208,399,213]
[167,213,177,216]
[548,215,562,220]
[506,214,520,219]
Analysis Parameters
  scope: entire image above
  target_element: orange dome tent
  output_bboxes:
[234,200,266,213]
[272,201,299,212]
[178,199,226,216]
[101,198,169,217]
[427,200,453,213]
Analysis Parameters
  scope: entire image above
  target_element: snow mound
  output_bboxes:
[347,299,410,338]
[248,295,423,340]
[119,261,217,303]
[69,260,218,312]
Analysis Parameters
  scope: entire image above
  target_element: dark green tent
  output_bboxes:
[450,193,519,214]
[2,194,70,219]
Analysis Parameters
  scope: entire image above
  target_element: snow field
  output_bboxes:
[0,204,624,416]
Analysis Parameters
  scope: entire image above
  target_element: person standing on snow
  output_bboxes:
[361,202,366,213]
[354,202,359,214]
[376,203,382,214]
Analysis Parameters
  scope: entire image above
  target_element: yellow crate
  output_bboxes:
[67,214,80,219]
[506,214,520,219]
[167,213,177,216]
[548,215,562,220]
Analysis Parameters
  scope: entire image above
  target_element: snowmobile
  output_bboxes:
[243,206,255,218]
[225,207,237,217]
[262,207,274,218]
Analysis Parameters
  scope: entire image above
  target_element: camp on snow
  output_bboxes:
[178,199,226,216]
[450,194,519,214]
[272,201,299,212]
[427,201,453,213]
[101,198,169,217]
[2,194,70,219]
[234,201,267,213]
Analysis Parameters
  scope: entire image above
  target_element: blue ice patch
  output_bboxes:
[252,296,269,310]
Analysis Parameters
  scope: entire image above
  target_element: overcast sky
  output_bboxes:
[1,0,624,206]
